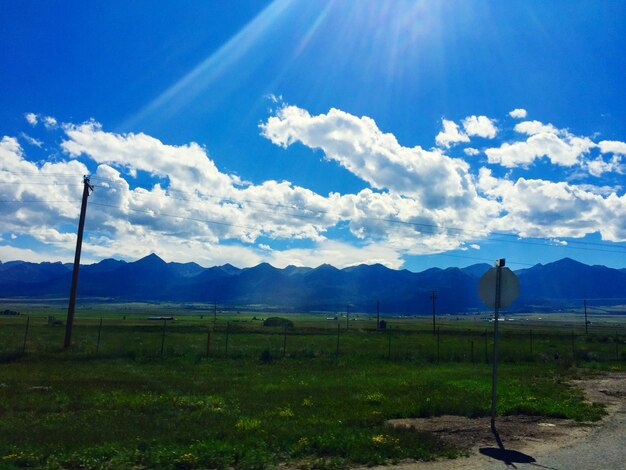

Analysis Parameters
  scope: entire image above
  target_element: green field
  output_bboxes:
[0,304,624,469]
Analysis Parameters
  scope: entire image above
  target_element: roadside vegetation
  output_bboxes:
[0,305,623,469]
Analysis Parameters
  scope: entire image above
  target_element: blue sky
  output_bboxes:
[1,0,625,271]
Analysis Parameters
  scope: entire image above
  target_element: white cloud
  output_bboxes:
[508,108,527,119]
[462,115,497,138]
[0,244,68,263]
[478,168,626,242]
[598,140,626,155]
[485,122,595,168]
[62,121,237,195]
[25,113,38,126]
[435,114,497,148]
[20,133,43,147]
[586,155,623,177]
[464,148,480,156]
[267,240,404,269]
[3,106,626,269]
[514,120,558,135]
[261,106,481,212]
[434,119,469,147]
[43,116,58,129]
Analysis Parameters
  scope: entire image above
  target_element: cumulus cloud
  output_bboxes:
[43,116,58,129]
[3,106,626,268]
[586,155,623,177]
[435,119,469,147]
[261,105,483,211]
[509,108,527,119]
[478,168,626,242]
[62,121,237,195]
[598,140,626,155]
[462,115,497,138]
[485,121,595,168]
[25,113,38,126]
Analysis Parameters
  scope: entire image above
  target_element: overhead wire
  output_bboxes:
[1,177,626,256]
[89,183,626,254]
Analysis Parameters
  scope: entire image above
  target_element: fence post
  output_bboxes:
[387,328,392,360]
[160,319,167,356]
[484,328,488,364]
[22,316,30,355]
[206,329,212,358]
[335,323,340,357]
[471,340,474,363]
[437,327,440,364]
[571,331,575,358]
[282,324,288,358]
[616,330,619,361]
[96,317,103,353]
[530,329,533,356]
[225,321,230,357]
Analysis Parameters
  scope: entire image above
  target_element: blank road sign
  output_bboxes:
[478,267,520,308]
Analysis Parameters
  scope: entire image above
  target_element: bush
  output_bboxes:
[263,317,294,328]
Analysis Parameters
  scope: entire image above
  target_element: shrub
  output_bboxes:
[263,317,294,328]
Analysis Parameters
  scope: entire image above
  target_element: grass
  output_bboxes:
[0,306,623,469]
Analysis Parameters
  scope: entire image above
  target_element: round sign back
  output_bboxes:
[478,267,520,308]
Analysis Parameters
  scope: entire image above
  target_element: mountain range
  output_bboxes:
[1,254,625,313]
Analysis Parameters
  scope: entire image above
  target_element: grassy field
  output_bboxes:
[0,304,624,469]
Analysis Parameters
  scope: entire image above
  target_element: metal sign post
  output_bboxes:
[478,258,520,433]
[490,259,503,432]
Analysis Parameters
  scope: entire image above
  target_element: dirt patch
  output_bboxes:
[572,371,626,414]
[363,372,626,470]
[389,414,588,455]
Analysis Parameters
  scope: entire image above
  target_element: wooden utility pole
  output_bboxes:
[64,176,93,349]
[376,300,380,329]
[584,299,588,335]
[346,304,350,330]
[430,290,437,335]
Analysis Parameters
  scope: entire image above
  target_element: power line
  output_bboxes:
[89,187,626,254]
[0,171,84,177]
[0,200,80,203]
[4,175,625,251]
[0,182,85,186]
[1,193,625,256]
[1,199,624,268]
[89,183,626,252]
[89,201,260,231]
[434,253,535,267]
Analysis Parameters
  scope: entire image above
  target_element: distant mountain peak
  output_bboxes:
[542,257,587,270]
[315,263,337,270]
[135,253,166,266]
[250,262,276,270]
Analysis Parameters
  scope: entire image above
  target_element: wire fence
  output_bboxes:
[1,315,624,365]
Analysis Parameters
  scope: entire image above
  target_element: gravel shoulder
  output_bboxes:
[363,371,626,470]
